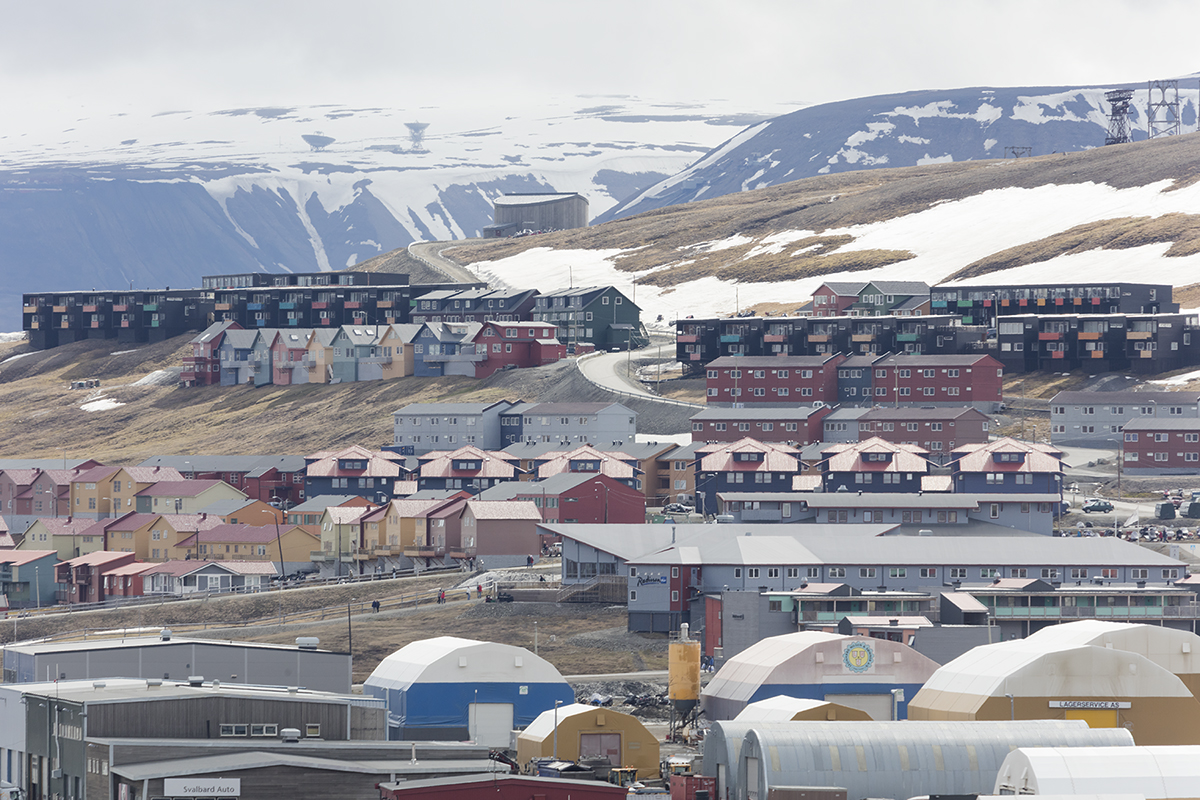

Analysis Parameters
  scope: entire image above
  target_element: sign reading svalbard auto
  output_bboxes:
[163,778,240,797]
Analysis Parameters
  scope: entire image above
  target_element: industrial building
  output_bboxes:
[993,745,1200,798]
[0,677,388,800]
[486,193,589,237]
[700,631,941,721]
[515,703,660,779]
[908,636,1200,745]
[714,720,1132,800]
[0,632,350,692]
[363,637,574,745]
[1023,620,1200,699]
[379,774,627,800]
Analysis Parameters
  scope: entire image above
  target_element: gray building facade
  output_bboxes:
[1049,390,1200,447]
[391,400,516,455]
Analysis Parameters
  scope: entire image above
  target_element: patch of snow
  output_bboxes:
[898,135,931,145]
[917,154,954,166]
[109,349,140,356]
[81,398,125,412]
[1,352,34,364]
[983,138,998,151]
[132,369,181,386]
[0,332,26,343]
[1150,368,1200,387]
[685,234,755,253]
[843,122,895,148]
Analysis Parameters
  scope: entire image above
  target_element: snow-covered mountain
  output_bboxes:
[0,97,792,329]
[597,82,1200,223]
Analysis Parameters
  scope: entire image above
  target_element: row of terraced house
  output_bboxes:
[23,268,647,354]
[679,281,1198,376]
[180,319,568,386]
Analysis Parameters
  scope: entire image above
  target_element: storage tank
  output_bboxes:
[669,623,702,719]
[732,720,1133,800]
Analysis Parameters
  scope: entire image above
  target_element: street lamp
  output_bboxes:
[1004,692,1015,720]
[35,565,41,610]
[553,699,563,760]
[348,597,356,657]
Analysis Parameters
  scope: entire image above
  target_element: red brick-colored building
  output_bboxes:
[181,320,241,386]
[690,406,831,445]
[868,354,1004,412]
[857,406,993,457]
[1122,418,1200,475]
[476,472,645,524]
[102,561,153,599]
[705,354,845,407]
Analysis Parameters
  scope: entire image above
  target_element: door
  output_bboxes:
[468,702,514,748]
[579,732,621,765]
[1066,707,1119,728]
[825,693,893,721]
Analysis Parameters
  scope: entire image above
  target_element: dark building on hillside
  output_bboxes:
[485,193,589,238]
[931,282,1176,323]
[531,286,645,350]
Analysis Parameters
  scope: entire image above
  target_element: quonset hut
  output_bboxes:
[907,637,1200,745]
[733,696,872,722]
[730,720,1133,800]
[485,193,589,237]
[364,637,574,746]
[993,745,1200,798]
[701,631,940,720]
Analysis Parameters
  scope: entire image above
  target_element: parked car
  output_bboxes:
[1082,498,1114,513]
[664,503,694,514]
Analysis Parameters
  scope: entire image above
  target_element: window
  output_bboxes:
[1130,568,1148,579]
[1101,568,1118,579]
[919,567,936,578]
[990,503,1000,518]
[671,567,679,578]
[747,568,760,578]
[671,590,679,602]
[1041,568,1059,579]
[1011,568,1027,578]
[1163,568,1180,579]
[981,568,1000,578]
[767,567,780,578]
[828,567,846,578]
[786,567,799,578]
[949,568,967,579]
[889,567,906,578]
[733,568,742,578]
[1070,568,1088,579]
[305,724,321,737]
[859,567,876,578]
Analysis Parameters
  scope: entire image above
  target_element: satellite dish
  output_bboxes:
[301,134,335,152]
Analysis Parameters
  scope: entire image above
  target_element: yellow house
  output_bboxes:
[361,498,445,556]
[173,523,319,566]
[378,324,420,380]
[135,479,248,515]
[304,329,338,384]
[69,466,184,520]
[314,505,375,568]
[19,517,104,559]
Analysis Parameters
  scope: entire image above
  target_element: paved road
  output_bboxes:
[577,339,702,407]
[407,240,482,284]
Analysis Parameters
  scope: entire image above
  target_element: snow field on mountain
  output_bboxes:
[473,177,1200,323]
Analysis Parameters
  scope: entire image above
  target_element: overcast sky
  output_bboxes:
[3,0,1199,119]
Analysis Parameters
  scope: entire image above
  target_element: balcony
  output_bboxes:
[359,355,392,364]
[352,548,374,560]
[676,334,698,343]
[53,305,69,313]
[1090,350,1106,358]
[851,333,876,342]
[247,303,263,311]
[1077,332,1102,340]
[424,351,485,363]
[448,548,476,560]
[143,304,158,311]
[808,334,830,343]
[310,550,336,561]
[1127,331,1153,340]
[215,303,232,311]
[377,301,394,309]
[763,334,786,343]
[23,305,40,313]
[403,546,443,558]
[897,333,920,342]
[373,544,403,555]
[1051,351,1065,359]
[1038,331,1063,340]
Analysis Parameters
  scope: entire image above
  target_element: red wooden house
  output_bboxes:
[870,354,1004,411]
[181,320,242,386]
[55,550,139,604]
[473,321,566,378]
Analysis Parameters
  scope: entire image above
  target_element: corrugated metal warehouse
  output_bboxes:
[1,633,350,693]
[516,703,659,779]
[701,631,940,720]
[994,745,1200,798]
[732,720,1134,800]
[363,636,574,745]
[490,193,589,233]
[733,696,872,722]
[907,637,1200,745]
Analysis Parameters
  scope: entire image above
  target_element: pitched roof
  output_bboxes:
[324,506,374,525]
[1051,390,1200,405]
[692,406,825,421]
[136,455,305,474]
[305,446,405,479]
[708,355,837,369]
[520,403,629,415]
[288,495,363,513]
[0,550,58,566]
[61,550,135,567]
[466,500,542,521]
[950,437,1064,474]
[536,446,638,480]
[417,446,520,479]
[822,437,931,473]
[29,517,100,537]
[176,525,317,546]
[135,480,233,498]
[695,438,802,473]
